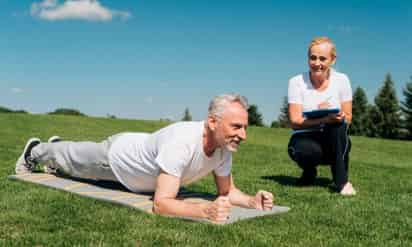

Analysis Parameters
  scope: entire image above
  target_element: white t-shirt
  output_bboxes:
[108,121,232,192]
[288,69,352,112]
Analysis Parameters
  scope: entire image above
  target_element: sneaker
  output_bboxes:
[47,136,61,143]
[44,136,62,174]
[15,138,41,174]
[340,182,356,196]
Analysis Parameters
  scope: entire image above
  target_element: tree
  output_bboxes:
[350,87,369,136]
[372,73,401,139]
[13,110,28,114]
[270,120,280,128]
[0,106,27,114]
[181,107,192,121]
[365,105,383,137]
[248,104,264,126]
[48,108,86,116]
[0,106,14,113]
[401,76,412,138]
[277,96,290,128]
[107,114,116,119]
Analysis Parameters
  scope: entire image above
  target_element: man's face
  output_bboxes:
[211,102,248,152]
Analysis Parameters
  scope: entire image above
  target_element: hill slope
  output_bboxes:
[0,113,411,246]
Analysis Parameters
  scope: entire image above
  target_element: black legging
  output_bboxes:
[287,122,351,189]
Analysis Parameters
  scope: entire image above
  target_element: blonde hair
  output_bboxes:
[308,37,336,58]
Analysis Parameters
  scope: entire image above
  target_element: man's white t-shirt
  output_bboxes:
[288,69,352,112]
[108,121,232,192]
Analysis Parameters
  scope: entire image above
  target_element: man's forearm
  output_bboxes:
[153,198,208,219]
[227,187,256,209]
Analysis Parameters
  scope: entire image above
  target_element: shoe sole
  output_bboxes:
[16,138,41,173]
[23,138,41,166]
[48,136,61,143]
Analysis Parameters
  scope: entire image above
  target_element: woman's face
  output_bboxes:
[308,42,336,78]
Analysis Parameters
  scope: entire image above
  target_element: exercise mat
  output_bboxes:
[9,173,290,224]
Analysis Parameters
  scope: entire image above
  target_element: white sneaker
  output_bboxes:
[340,182,357,196]
[44,136,62,174]
[15,138,41,174]
[47,136,61,143]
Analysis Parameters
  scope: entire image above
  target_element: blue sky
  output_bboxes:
[1,0,411,123]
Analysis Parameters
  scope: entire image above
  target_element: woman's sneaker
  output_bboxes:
[340,182,357,196]
[44,136,61,174]
[15,138,41,174]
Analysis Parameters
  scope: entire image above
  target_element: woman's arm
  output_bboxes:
[340,101,352,124]
[289,103,327,129]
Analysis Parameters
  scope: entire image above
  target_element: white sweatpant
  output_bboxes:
[31,135,120,181]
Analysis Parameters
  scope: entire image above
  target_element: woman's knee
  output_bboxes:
[288,137,323,164]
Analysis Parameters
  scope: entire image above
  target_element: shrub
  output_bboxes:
[48,108,86,116]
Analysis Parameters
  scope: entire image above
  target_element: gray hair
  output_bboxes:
[208,93,249,118]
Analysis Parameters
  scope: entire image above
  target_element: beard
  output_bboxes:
[222,140,240,152]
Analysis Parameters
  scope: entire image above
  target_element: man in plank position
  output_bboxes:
[16,93,274,223]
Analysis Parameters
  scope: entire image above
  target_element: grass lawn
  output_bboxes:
[0,113,411,246]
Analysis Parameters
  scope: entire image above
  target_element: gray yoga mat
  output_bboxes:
[9,173,290,224]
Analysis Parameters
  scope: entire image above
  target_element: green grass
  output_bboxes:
[0,113,411,246]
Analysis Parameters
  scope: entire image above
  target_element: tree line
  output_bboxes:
[4,72,412,140]
[0,106,27,114]
[349,74,412,140]
[0,106,86,116]
[190,73,410,140]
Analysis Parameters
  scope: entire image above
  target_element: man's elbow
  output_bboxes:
[152,199,166,215]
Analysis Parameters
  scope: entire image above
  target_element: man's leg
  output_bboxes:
[30,139,117,181]
[322,122,351,190]
[288,133,323,185]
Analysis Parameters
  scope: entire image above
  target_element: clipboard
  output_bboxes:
[303,108,340,119]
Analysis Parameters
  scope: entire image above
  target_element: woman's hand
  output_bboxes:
[324,111,346,124]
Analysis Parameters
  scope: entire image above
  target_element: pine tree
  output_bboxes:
[182,107,192,121]
[350,87,369,136]
[401,76,412,138]
[373,73,401,139]
[270,120,280,128]
[365,105,383,137]
[248,104,264,126]
[278,96,290,128]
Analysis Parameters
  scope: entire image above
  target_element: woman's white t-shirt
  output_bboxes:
[288,69,352,112]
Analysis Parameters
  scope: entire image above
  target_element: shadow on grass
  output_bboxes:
[54,174,133,191]
[40,172,217,200]
[261,175,333,188]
